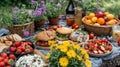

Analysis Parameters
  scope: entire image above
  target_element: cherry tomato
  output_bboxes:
[117,39,120,46]
[57,25,62,28]
[89,33,94,39]
[72,24,80,29]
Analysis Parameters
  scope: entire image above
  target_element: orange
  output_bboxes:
[89,13,95,18]
[91,17,97,23]
[106,14,114,20]
[86,20,92,24]
[104,12,109,16]
[97,18,105,25]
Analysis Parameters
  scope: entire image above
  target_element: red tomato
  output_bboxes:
[117,39,120,46]
[1,52,7,58]
[89,33,94,39]
[0,62,5,67]
[72,24,80,29]
[57,25,62,28]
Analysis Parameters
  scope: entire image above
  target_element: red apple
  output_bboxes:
[96,11,105,18]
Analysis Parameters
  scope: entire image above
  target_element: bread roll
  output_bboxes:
[56,27,73,34]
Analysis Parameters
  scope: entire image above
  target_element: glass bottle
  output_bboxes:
[66,0,75,26]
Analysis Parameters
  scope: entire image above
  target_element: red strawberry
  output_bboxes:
[16,49,22,54]
[27,42,32,46]
[93,50,98,54]
[0,61,5,67]
[29,48,33,51]
[6,65,11,67]
[21,46,26,51]
[9,54,15,60]
[1,52,7,58]
[100,46,105,51]
[8,59,14,65]
[0,57,4,62]
[106,45,112,50]
[25,49,30,53]
[4,58,8,64]
[98,50,104,54]
[15,42,21,47]
[18,46,23,50]
[9,47,16,52]
[26,45,31,49]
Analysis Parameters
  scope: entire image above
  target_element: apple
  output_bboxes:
[95,11,105,18]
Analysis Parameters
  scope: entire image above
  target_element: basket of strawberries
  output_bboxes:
[82,11,119,35]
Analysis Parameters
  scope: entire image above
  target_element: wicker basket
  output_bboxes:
[82,17,119,35]
[8,22,34,37]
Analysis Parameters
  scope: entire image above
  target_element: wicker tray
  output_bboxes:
[82,17,119,35]
[8,22,34,37]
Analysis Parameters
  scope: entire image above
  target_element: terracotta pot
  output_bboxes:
[35,20,45,30]
[49,18,58,25]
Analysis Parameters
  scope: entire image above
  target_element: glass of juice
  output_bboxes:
[66,15,74,26]
[112,25,120,41]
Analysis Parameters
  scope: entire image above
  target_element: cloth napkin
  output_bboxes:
[0,28,9,36]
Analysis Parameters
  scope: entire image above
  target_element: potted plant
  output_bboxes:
[0,6,34,37]
[46,41,92,67]
[46,0,63,25]
[31,0,47,30]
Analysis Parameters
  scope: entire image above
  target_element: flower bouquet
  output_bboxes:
[46,41,92,67]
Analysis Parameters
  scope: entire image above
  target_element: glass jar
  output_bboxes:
[112,25,120,41]
[66,15,74,26]
[74,7,82,26]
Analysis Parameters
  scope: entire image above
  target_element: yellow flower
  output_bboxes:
[45,53,50,59]
[48,40,55,46]
[57,45,68,53]
[84,54,89,60]
[50,44,58,50]
[63,41,70,47]
[77,55,82,60]
[73,44,80,50]
[80,48,87,55]
[50,45,54,50]
[84,59,92,67]
[59,57,69,67]
[67,49,76,58]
